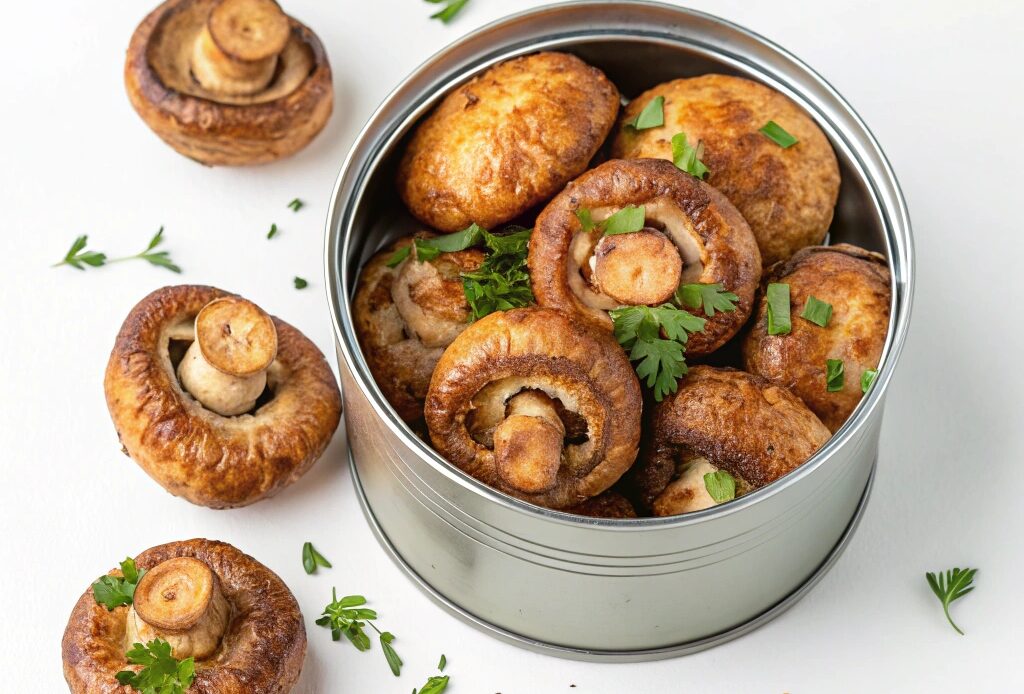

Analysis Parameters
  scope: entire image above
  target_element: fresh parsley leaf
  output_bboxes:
[53,235,108,270]
[675,283,739,317]
[294,276,309,289]
[302,542,332,574]
[826,359,845,392]
[428,0,469,23]
[267,223,279,239]
[460,228,534,320]
[760,120,799,148]
[671,132,709,179]
[703,470,736,503]
[861,368,878,394]
[413,675,451,694]
[316,589,401,676]
[92,558,147,610]
[926,568,978,635]
[766,283,791,335]
[800,295,832,327]
[438,653,447,671]
[115,639,195,694]
[575,208,597,233]
[386,245,412,268]
[287,198,304,212]
[610,305,706,401]
[626,96,664,130]
[129,227,182,273]
[601,205,646,236]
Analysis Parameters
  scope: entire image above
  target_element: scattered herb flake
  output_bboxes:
[926,568,977,635]
[671,132,709,178]
[760,120,799,148]
[115,639,195,694]
[302,542,332,574]
[386,245,412,268]
[627,96,665,131]
[826,359,845,392]
[675,283,739,317]
[800,295,832,327]
[427,0,469,24]
[92,558,147,610]
[600,205,646,236]
[287,198,304,212]
[52,235,107,270]
[703,470,737,503]
[316,589,402,676]
[766,283,791,335]
[575,208,597,233]
[413,675,450,694]
[610,304,706,401]
[861,368,878,394]
[267,223,279,239]
[294,276,309,289]
[438,654,447,671]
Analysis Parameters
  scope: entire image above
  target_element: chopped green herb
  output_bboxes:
[294,276,309,289]
[287,198,304,212]
[703,470,736,503]
[760,120,799,148]
[117,227,182,273]
[413,675,450,694]
[115,639,195,694]
[861,368,878,394]
[826,359,845,392]
[461,227,534,320]
[601,205,646,236]
[316,589,402,676]
[92,558,147,610]
[267,223,279,239]
[426,0,469,24]
[438,653,447,671]
[800,295,832,327]
[675,283,739,317]
[671,132,709,179]
[302,542,332,574]
[52,235,107,270]
[626,96,665,131]
[609,304,706,401]
[385,245,411,267]
[926,568,977,635]
[55,228,181,273]
[766,283,791,335]
[575,208,596,233]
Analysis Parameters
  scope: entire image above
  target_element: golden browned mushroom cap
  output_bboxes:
[104,285,342,508]
[529,158,761,357]
[353,236,486,423]
[62,539,306,694]
[125,0,333,166]
[425,308,642,509]
[397,52,620,232]
[611,75,840,266]
[742,244,891,432]
[566,490,638,519]
[626,366,830,516]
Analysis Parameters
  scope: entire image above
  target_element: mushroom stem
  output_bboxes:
[177,296,278,416]
[493,390,565,494]
[191,0,290,96]
[591,228,683,306]
[126,557,230,660]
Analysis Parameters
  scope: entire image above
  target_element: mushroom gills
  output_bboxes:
[651,455,751,516]
[126,557,231,660]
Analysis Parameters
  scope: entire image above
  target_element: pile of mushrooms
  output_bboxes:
[353,52,893,518]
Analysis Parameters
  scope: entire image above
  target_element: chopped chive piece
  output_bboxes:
[294,276,309,289]
[861,369,878,394]
[287,198,304,212]
[601,205,646,236]
[826,359,845,392]
[765,283,791,335]
[703,470,736,503]
[671,132,709,178]
[428,0,469,24]
[385,246,411,267]
[760,120,798,148]
[626,96,665,131]
[438,653,447,671]
[302,542,332,574]
[800,295,833,327]
[267,223,279,239]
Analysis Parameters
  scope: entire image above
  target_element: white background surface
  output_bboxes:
[2,0,1022,691]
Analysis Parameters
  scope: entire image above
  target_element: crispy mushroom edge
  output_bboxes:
[627,366,831,514]
[125,0,334,166]
[742,243,892,432]
[396,51,621,232]
[529,158,761,357]
[104,285,342,508]
[424,307,643,509]
[611,74,840,266]
[62,539,306,694]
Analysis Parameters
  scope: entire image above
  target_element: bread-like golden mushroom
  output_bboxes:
[566,490,639,519]
[125,0,333,166]
[742,244,891,432]
[627,366,830,516]
[425,308,642,509]
[104,285,341,508]
[353,236,486,423]
[397,52,620,232]
[612,75,840,266]
[529,158,761,357]
[63,539,306,693]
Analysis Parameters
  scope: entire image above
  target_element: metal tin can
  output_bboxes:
[324,1,913,661]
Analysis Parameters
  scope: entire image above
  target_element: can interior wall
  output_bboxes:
[325,1,913,660]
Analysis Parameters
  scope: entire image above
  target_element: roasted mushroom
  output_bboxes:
[397,52,620,232]
[627,366,830,516]
[742,244,891,432]
[353,236,485,422]
[125,0,333,166]
[566,490,638,519]
[528,158,761,357]
[611,75,840,266]
[63,539,305,693]
[425,308,642,509]
[104,285,342,508]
